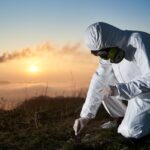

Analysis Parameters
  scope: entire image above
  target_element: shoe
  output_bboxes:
[100,121,117,129]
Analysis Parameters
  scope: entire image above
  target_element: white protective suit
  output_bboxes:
[80,22,150,139]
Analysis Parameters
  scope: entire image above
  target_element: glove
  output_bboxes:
[98,85,119,97]
[73,117,90,136]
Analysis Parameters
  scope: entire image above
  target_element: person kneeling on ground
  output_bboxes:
[73,22,150,139]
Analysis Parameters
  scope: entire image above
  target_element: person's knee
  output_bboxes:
[117,125,143,139]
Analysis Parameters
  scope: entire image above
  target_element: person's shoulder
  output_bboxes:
[130,32,142,41]
[128,32,143,49]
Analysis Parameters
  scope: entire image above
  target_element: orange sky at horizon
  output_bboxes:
[0,41,99,90]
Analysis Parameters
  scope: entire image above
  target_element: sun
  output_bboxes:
[29,65,39,73]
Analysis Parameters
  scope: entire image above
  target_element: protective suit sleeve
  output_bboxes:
[116,33,150,100]
[116,74,150,100]
[80,60,111,118]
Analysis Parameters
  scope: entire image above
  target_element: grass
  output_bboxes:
[0,96,149,150]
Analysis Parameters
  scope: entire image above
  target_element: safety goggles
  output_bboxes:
[91,47,125,63]
[91,48,111,60]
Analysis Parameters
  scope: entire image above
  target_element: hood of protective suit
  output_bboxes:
[85,22,130,51]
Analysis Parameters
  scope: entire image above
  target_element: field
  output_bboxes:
[0,96,150,150]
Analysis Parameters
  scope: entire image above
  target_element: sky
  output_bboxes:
[0,0,150,99]
[0,0,150,51]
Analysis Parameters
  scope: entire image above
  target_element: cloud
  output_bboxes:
[60,42,83,54]
[0,48,34,63]
[0,81,11,84]
[36,41,55,52]
[0,41,87,63]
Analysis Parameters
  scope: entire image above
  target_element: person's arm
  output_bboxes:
[116,74,150,100]
[116,33,150,100]
[80,60,111,118]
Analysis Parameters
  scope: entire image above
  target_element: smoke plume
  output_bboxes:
[0,41,85,63]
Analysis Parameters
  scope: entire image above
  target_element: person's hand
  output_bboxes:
[73,117,90,136]
[98,85,119,97]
